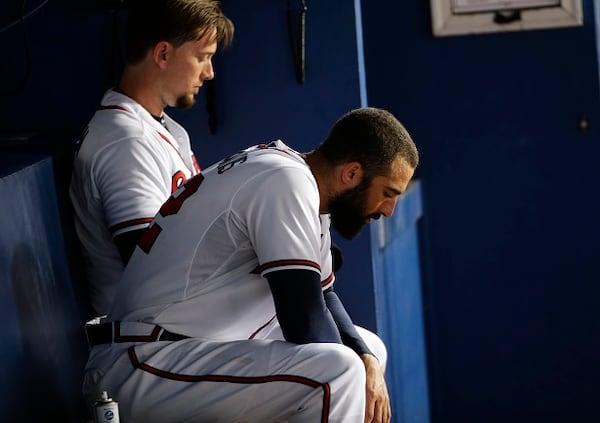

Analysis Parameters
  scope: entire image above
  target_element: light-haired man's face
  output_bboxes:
[167,29,218,109]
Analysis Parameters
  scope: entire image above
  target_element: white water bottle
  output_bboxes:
[93,391,120,423]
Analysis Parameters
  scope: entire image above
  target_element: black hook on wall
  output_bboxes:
[494,9,521,24]
[287,0,307,84]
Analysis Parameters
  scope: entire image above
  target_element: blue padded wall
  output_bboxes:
[0,154,89,422]
[370,180,429,423]
[361,0,600,420]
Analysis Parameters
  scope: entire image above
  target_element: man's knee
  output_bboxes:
[368,333,387,370]
[320,344,366,386]
[355,326,388,371]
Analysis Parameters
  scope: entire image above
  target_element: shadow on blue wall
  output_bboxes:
[0,153,90,422]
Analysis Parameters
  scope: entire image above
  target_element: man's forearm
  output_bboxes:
[324,289,373,356]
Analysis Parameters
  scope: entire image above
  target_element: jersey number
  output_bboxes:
[171,170,187,193]
[138,174,204,254]
[217,151,247,174]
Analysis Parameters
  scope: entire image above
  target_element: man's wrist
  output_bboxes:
[360,352,379,365]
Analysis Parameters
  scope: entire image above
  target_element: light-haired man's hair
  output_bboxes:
[125,0,234,64]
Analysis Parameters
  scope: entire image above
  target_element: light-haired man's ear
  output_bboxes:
[153,41,171,68]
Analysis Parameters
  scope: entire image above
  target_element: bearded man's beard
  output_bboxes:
[329,178,380,240]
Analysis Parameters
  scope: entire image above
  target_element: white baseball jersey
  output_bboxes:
[70,88,200,316]
[84,141,390,422]
[110,140,335,339]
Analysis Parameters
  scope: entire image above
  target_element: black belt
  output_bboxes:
[85,321,190,347]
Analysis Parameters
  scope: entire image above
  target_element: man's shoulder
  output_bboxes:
[80,99,155,157]
[76,117,145,162]
[248,141,308,170]
[93,93,145,126]
[90,89,156,132]
[241,151,317,200]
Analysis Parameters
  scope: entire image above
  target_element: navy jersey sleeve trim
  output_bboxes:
[254,259,320,274]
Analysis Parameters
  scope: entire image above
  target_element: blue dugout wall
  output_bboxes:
[371,180,429,423]
[5,0,597,421]
[0,150,89,421]
[362,0,600,421]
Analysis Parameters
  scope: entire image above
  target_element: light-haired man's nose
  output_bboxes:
[202,61,215,81]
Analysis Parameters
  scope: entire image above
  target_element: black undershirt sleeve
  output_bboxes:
[324,288,373,357]
[114,228,145,265]
[266,269,342,345]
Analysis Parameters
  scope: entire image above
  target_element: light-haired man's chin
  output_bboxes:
[175,95,196,110]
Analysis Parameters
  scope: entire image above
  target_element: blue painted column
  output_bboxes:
[370,180,430,423]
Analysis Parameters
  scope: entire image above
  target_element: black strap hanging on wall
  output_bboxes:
[205,78,218,134]
[287,0,307,84]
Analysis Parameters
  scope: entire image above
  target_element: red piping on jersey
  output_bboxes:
[114,321,162,343]
[110,217,154,234]
[257,143,293,156]
[191,154,201,173]
[156,130,189,166]
[321,273,334,288]
[127,346,331,423]
[97,105,198,174]
[98,105,130,112]
[249,315,277,339]
[253,259,321,274]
